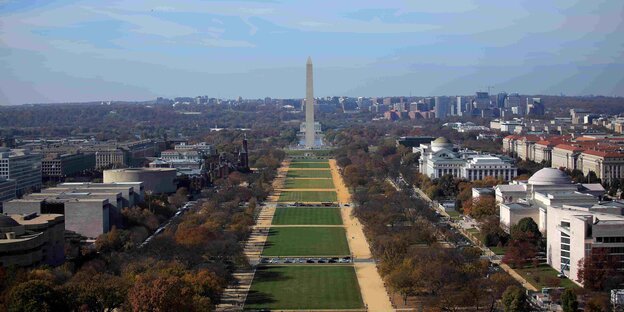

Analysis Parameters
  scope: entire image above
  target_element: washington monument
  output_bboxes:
[304,56,315,148]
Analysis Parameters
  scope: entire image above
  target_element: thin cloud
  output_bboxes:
[201,38,255,48]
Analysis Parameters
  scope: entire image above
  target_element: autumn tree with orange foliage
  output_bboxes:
[128,274,194,312]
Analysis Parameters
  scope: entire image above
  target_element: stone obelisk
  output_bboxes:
[305,56,315,148]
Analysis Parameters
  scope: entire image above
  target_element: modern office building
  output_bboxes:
[0,148,42,197]
[0,178,17,211]
[526,98,545,116]
[41,152,95,178]
[0,213,65,267]
[496,92,508,108]
[417,137,517,181]
[434,96,448,120]
[3,182,144,238]
[473,92,490,109]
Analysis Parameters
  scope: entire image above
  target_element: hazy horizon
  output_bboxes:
[1,0,624,105]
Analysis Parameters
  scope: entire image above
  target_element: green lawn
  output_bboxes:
[290,159,330,163]
[515,264,580,289]
[278,191,337,202]
[286,170,332,178]
[272,208,342,225]
[245,266,363,309]
[446,210,462,220]
[262,227,350,256]
[284,178,334,189]
[490,246,506,255]
[289,162,330,169]
[286,149,333,156]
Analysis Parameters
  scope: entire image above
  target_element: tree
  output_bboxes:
[467,196,498,221]
[169,187,189,208]
[511,217,541,241]
[560,289,578,312]
[128,275,193,312]
[8,280,68,312]
[502,239,537,268]
[577,248,622,290]
[386,261,416,305]
[480,216,510,247]
[501,286,529,312]
[64,271,129,312]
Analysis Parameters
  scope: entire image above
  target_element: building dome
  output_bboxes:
[0,215,19,228]
[433,137,451,144]
[528,168,571,186]
[431,137,453,152]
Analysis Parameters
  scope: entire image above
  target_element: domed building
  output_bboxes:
[527,168,571,185]
[495,167,624,286]
[417,136,518,181]
[430,137,453,152]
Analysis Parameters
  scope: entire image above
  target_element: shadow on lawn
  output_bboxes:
[245,267,291,306]
[253,266,292,282]
[245,290,276,306]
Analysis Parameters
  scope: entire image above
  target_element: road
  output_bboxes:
[139,199,202,248]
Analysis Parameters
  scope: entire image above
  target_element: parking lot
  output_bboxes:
[259,256,352,265]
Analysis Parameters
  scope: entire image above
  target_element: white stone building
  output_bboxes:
[496,168,623,286]
[418,137,517,181]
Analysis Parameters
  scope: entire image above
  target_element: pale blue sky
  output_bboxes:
[1,0,623,104]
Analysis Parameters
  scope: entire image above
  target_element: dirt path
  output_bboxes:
[354,263,394,312]
[330,160,394,312]
[329,160,352,203]
[276,188,337,192]
[286,177,333,180]
[286,168,331,171]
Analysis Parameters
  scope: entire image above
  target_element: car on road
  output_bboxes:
[284,258,293,263]
[306,258,315,263]
[269,258,279,264]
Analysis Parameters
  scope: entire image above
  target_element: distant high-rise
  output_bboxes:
[305,57,315,148]
[474,92,490,109]
[496,92,508,108]
[434,96,448,120]
[456,96,464,116]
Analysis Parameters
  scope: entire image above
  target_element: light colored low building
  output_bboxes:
[546,204,624,283]
[496,167,624,287]
[551,144,583,170]
[418,137,517,181]
[104,168,176,194]
[578,150,624,183]
[499,202,540,232]
[497,168,604,233]
[462,156,517,181]
[0,213,64,267]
